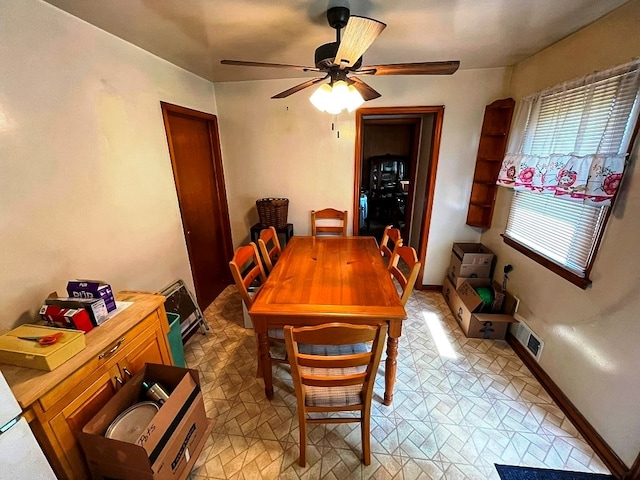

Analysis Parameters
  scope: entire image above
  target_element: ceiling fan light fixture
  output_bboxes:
[309,83,333,111]
[309,80,364,114]
[346,84,365,112]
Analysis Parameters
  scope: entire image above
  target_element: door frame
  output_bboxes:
[353,106,445,287]
[161,102,234,308]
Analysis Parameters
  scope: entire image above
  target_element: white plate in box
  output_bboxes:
[105,401,159,443]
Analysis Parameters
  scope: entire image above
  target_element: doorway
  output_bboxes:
[353,106,445,286]
[161,102,234,310]
[358,118,421,242]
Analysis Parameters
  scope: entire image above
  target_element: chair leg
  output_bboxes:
[362,411,371,465]
[256,344,263,378]
[298,415,307,467]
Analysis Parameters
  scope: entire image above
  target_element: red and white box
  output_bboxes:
[39,304,94,333]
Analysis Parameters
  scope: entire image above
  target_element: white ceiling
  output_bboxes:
[42,0,629,83]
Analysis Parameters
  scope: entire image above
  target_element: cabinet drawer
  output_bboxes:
[38,312,161,412]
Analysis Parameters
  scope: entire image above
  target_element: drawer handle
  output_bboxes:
[98,337,125,359]
[115,375,123,386]
[123,367,133,378]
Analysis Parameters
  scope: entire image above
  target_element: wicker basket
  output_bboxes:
[256,198,289,229]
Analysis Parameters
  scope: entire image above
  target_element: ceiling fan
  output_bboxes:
[221,6,460,112]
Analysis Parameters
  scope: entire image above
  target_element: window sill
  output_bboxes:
[501,235,592,289]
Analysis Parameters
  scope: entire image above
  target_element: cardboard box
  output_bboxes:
[0,325,86,371]
[443,276,517,340]
[452,243,495,266]
[78,364,212,480]
[45,297,109,326]
[448,243,495,284]
[67,280,117,312]
[446,275,491,291]
[39,304,95,333]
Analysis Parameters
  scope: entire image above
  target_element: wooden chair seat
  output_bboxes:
[285,322,387,467]
[301,365,365,407]
[267,328,284,339]
[229,243,287,370]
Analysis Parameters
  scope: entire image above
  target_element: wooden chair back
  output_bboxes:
[284,322,387,466]
[388,245,421,306]
[380,225,403,260]
[228,242,266,309]
[257,226,282,273]
[311,208,348,236]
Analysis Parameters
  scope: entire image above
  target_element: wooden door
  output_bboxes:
[161,102,233,310]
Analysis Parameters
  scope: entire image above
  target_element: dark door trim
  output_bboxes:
[353,106,445,287]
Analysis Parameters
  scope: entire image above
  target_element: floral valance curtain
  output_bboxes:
[497,59,640,206]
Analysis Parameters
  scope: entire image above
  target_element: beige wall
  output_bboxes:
[481,0,640,466]
[0,1,216,329]
[215,68,512,285]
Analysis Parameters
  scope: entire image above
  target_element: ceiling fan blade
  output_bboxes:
[349,77,381,101]
[333,16,386,70]
[221,59,320,73]
[356,61,460,76]
[271,76,328,99]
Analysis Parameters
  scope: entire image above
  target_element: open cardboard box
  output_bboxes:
[78,363,212,480]
[443,276,517,340]
[448,242,495,286]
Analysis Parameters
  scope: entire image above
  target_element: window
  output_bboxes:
[505,192,607,279]
[498,60,640,288]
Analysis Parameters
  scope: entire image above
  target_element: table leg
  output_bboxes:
[257,332,274,399]
[384,336,398,405]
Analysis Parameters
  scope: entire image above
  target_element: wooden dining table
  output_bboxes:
[249,235,407,405]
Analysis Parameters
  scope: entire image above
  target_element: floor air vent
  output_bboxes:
[511,315,544,361]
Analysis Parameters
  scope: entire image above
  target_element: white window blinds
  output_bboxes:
[505,192,607,276]
[525,68,640,156]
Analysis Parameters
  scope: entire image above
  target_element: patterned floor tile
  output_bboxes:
[181,286,611,479]
[362,451,405,479]
[395,418,439,460]
[401,456,446,480]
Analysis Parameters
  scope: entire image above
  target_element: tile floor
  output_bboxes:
[184,286,610,479]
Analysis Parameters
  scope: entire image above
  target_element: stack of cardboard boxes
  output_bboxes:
[443,243,517,340]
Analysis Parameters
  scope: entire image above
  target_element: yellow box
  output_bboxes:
[0,325,86,371]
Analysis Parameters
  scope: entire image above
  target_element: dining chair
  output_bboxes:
[388,245,421,306]
[228,243,286,370]
[284,322,388,467]
[379,225,403,261]
[311,208,348,236]
[257,226,282,273]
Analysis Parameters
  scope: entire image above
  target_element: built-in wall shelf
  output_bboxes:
[466,98,515,229]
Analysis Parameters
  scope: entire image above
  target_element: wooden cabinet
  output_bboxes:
[466,98,515,229]
[1,292,173,480]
